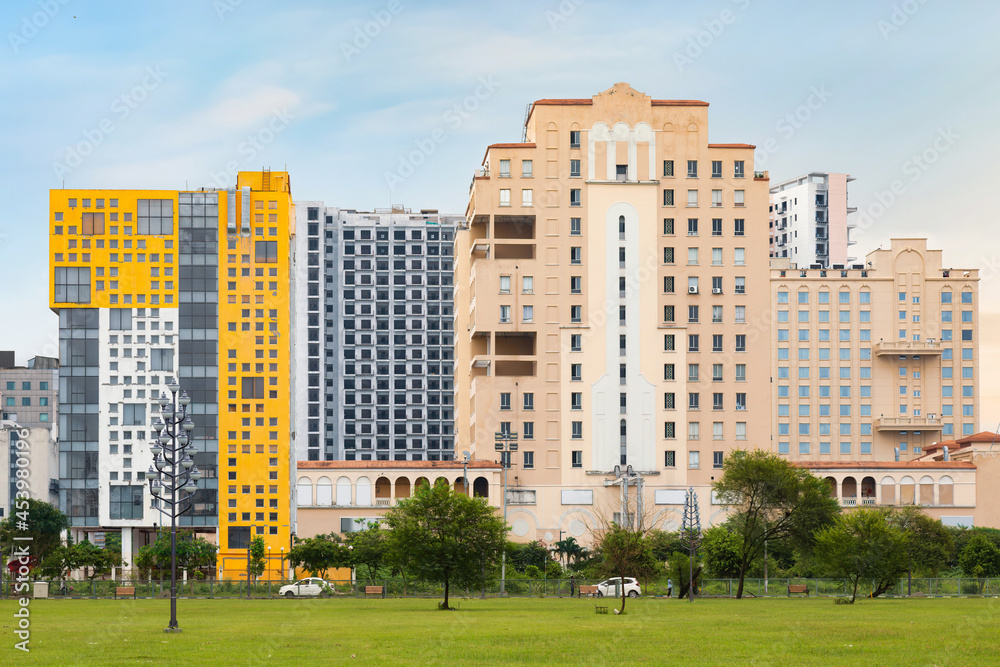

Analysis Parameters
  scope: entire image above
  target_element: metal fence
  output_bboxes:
[3,577,999,599]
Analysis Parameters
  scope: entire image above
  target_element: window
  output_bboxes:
[570,189,581,207]
[109,485,144,520]
[522,305,533,322]
[711,189,722,207]
[689,451,700,468]
[572,451,583,468]
[254,241,278,263]
[711,161,722,178]
[713,451,724,468]
[687,190,698,207]
[735,335,746,352]
[663,160,674,177]
[499,305,511,323]
[499,189,510,206]
[572,421,583,439]
[734,190,745,207]
[734,161,745,178]
[499,275,511,293]
[521,189,533,206]
[570,276,582,294]
[688,247,698,265]
[523,451,534,468]
[570,218,581,235]
[663,189,674,206]
[137,199,173,235]
[687,218,698,236]
[664,451,676,467]
[664,247,674,264]
[570,159,581,177]
[687,160,698,178]
[712,247,723,265]
[571,392,582,410]
[570,247,582,264]
[498,159,511,177]
[571,335,581,352]
[570,130,580,148]
[571,364,582,381]
[571,305,582,323]
[82,211,106,235]
[734,248,745,266]
[500,393,511,410]
[521,160,533,178]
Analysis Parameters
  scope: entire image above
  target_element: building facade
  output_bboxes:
[771,238,979,464]
[769,172,856,269]
[0,355,59,429]
[1,422,59,519]
[455,83,771,542]
[48,171,293,577]
[291,205,460,463]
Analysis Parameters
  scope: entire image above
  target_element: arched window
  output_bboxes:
[619,215,626,239]
[842,476,857,499]
[880,476,896,505]
[356,476,372,506]
[395,477,411,499]
[375,476,391,500]
[296,477,313,506]
[335,476,352,506]
[919,475,935,505]
[861,476,876,500]
[824,476,838,498]
[900,476,915,504]
[473,476,489,498]
[939,475,954,505]
[316,476,333,505]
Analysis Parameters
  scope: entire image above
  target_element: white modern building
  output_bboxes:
[769,172,856,269]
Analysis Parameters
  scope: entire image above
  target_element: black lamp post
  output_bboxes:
[494,430,518,596]
[680,487,702,603]
[146,378,201,633]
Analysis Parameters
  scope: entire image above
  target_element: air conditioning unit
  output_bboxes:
[688,286,698,294]
[712,288,722,294]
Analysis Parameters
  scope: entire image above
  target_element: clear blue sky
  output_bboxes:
[2,0,998,427]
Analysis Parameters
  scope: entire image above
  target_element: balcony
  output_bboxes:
[876,416,943,431]
[874,339,943,356]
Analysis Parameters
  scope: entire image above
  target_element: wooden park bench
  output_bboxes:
[787,584,809,597]
[115,586,136,599]
[579,585,599,598]
[364,586,384,598]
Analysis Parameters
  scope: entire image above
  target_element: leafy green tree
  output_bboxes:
[890,507,954,595]
[647,530,684,564]
[0,499,71,572]
[74,538,120,579]
[135,529,218,578]
[667,550,701,599]
[247,536,267,582]
[554,537,587,568]
[814,508,909,603]
[506,541,550,574]
[713,450,840,598]
[596,524,657,614]
[384,479,506,609]
[702,526,742,578]
[345,520,388,582]
[286,532,352,578]
[958,532,1000,586]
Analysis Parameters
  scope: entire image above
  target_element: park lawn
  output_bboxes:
[1,596,998,665]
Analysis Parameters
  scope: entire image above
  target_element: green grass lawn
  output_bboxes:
[2,596,998,665]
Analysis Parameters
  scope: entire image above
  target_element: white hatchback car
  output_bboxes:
[279,578,331,598]
[596,577,641,598]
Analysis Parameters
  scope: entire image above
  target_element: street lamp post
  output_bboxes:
[462,451,471,496]
[680,487,703,603]
[146,378,201,633]
[494,430,518,597]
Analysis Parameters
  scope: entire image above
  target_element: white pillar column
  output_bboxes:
[121,528,134,577]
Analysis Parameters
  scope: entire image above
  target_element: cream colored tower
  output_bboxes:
[456,84,771,543]
[771,238,979,462]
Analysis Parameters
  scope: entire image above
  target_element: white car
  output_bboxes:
[279,578,331,598]
[596,577,641,598]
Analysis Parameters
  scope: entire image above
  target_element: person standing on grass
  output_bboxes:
[667,579,673,598]
[569,575,575,597]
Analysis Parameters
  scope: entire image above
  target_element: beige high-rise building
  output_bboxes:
[455,83,771,543]
[771,238,979,463]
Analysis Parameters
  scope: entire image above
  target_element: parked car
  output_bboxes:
[596,577,641,598]
[279,578,331,598]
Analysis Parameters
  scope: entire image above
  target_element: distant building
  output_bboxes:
[0,354,59,429]
[1,422,58,519]
[769,172,856,269]
[771,238,979,463]
[291,204,461,463]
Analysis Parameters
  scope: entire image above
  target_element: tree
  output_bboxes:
[135,529,218,578]
[713,450,840,598]
[814,508,909,603]
[667,550,701,599]
[384,479,506,610]
[285,532,352,578]
[890,507,954,595]
[345,520,388,582]
[647,530,685,564]
[702,526,742,579]
[554,537,586,568]
[958,533,1000,587]
[0,499,70,574]
[597,524,657,614]
[247,536,267,583]
[506,541,550,574]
